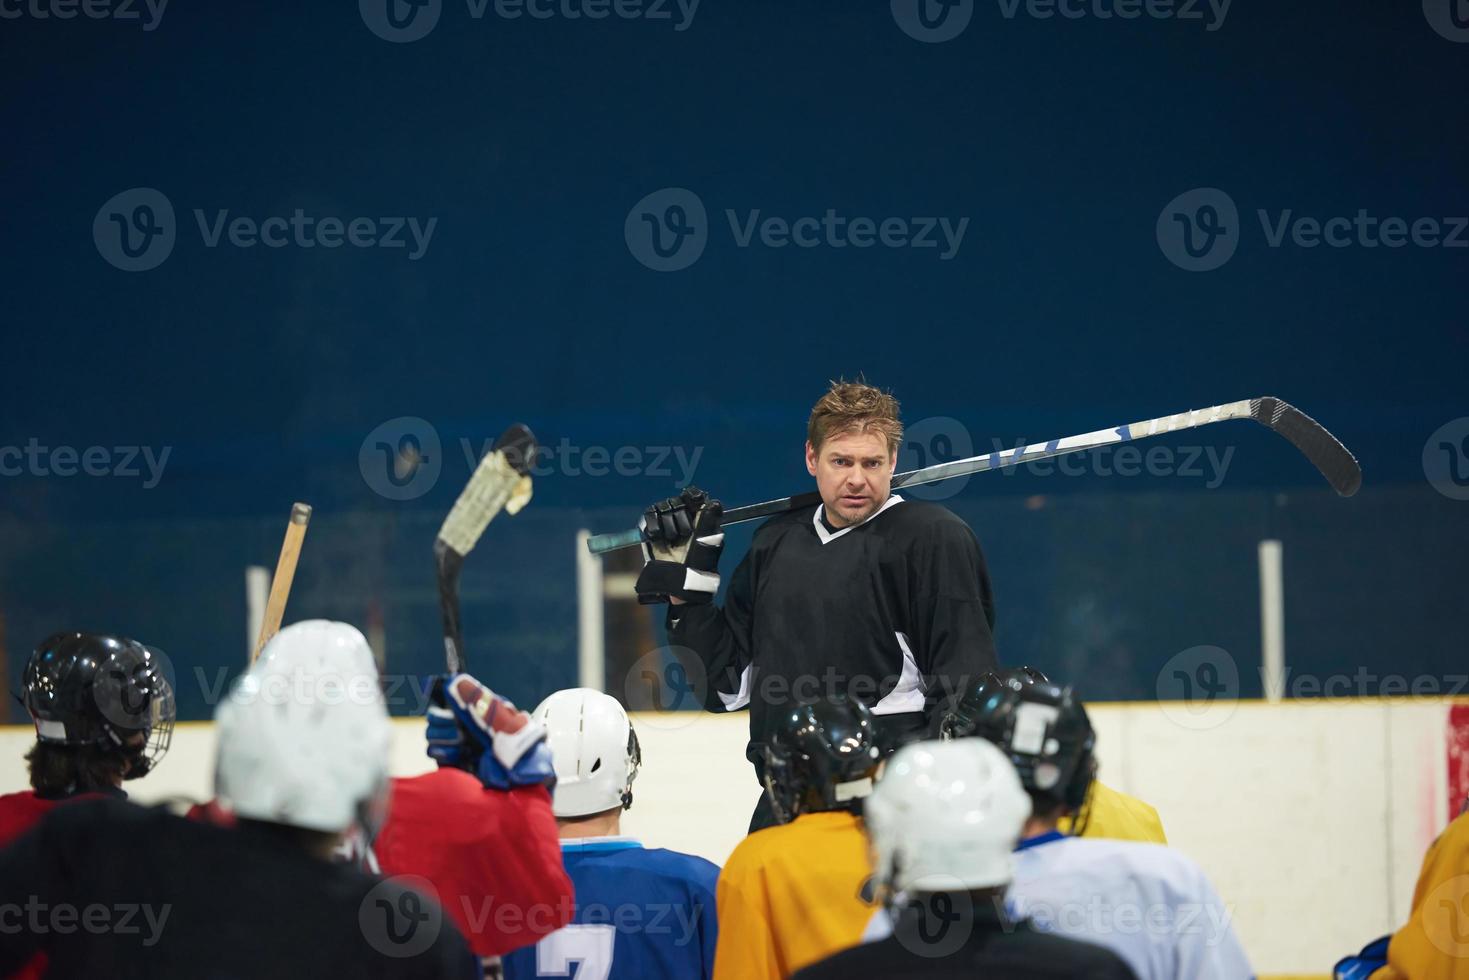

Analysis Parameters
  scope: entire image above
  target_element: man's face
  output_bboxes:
[806,428,897,528]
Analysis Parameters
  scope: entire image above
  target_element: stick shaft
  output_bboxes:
[586,397,1358,555]
[253,502,312,662]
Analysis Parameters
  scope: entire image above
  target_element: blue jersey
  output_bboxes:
[503,836,719,980]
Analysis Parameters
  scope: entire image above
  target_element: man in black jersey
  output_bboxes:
[635,380,999,831]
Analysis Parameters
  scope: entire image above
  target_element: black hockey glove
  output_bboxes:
[634,486,724,605]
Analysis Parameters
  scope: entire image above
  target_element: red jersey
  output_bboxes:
[0,791,68,848]
[374,767,574,958]
[0,788,111,980]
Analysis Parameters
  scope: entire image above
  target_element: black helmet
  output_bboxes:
[942,670,1095,814]
[762,696,883,825]
[22,632,176,779]
[938,666,1049,740]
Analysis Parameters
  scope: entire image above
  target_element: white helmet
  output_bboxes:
[864,738,1032,894]
[214,620,391,835]
[532,688,640,819]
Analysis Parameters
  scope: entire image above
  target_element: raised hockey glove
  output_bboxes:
[426,674,556,791]
[634,485,724,605]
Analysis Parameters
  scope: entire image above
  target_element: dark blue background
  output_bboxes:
[2,0,1465,719]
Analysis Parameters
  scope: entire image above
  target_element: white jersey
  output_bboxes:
[1006,831,1252,980]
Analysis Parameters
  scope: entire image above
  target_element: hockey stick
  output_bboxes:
[586,397,1361,555]
[435,424,536,673]
[252,502,313,662]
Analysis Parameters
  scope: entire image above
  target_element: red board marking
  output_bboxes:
[1447,705,1469,824]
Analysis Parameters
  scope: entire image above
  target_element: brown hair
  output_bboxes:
[26,741,129,798]
[807,379,903,456]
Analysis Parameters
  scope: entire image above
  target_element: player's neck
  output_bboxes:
[557,810,623,840]
[1021,816,1061,839]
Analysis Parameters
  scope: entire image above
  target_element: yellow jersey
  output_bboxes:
[713,810,874,979]
[1060,780,1168,844]
[1371,810,1469,979]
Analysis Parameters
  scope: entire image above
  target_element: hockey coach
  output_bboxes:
[634,379,1000,832]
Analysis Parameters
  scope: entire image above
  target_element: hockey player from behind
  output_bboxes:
[636,379,1000,832]
[793,739,1137,980]
[968,676,1253,979]
[374,670,574,964]
[942,666,1169,844]
[0,620,474,978]
[713,696,884,979]
[0,631,175,847]
[502,688,720,980]
[0,631,174,980]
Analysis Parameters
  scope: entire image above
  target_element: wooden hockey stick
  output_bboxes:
[252,502,313,662]
[435,424,536,672]
[586,396,1362,555]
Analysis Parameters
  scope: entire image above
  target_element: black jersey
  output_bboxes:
[792,896,1138,980]
[669,494,998,773]
[0,797,475,980]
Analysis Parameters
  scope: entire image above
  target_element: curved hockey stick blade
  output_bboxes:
[436,423,538,672]
[1250,397,1361,497]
